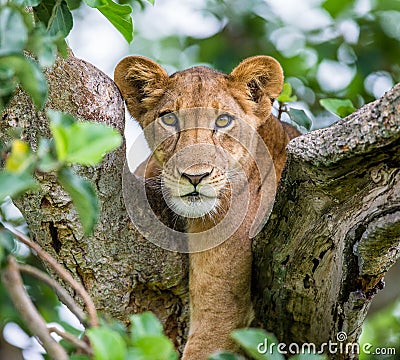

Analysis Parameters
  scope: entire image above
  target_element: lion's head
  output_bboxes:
[115,56,284,225]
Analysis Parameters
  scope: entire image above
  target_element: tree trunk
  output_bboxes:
[1,54,399,358]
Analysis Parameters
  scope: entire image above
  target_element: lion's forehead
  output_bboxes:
[156,70,249,113]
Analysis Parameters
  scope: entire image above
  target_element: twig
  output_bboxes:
[277,101,285,120]
[2,256,68,360]
[48,326,92,356]
[4,224,99,327]
[18,263,87,325]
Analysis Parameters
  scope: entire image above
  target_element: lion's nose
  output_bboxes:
[181,171,211,187]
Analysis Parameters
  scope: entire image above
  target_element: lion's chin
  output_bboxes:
[166,194,218,218]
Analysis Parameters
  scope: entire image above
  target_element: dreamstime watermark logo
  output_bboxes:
[257,332,396,356]
[122,108,277,253]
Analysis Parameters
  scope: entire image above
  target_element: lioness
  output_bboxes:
[114,56,300,359]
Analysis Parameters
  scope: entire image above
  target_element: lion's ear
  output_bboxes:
[114,56,168,120]
[230,56,284,104]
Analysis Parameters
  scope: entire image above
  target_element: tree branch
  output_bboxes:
[18,263,87,325]
[2,256,68,360]
[47,326,92,355]
[4,224,98,327]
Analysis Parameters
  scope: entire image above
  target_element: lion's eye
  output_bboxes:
[161,113,178,127]
[215,114,233,128]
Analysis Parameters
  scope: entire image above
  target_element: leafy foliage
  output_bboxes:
[319,98,356,118]
[129,312,177,359]
[87,327,127,360]
[0,110,121,234]
[277,83,297,103]
[130,0,399,128]
[209,351,245,360]
[83,0,134,42]
[231,328,284,360]
[48,110,122,165]
[288,109,312,132]
[359,299,400,360]
[76,313,178,360]
[0,172,38,202]
[276,83,313,132]
[208,328,327,360]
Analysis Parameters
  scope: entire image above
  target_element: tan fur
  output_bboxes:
[114,56,300,359]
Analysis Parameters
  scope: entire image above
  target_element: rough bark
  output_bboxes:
[1,53,399,358]
[252,84,400,359]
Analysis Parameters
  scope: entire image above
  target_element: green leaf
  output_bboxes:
[22,0,42,6]
[231,328,285,360]
[130,312,164,341]
[208,351,245,360]
[34,0,56,27]
[129,313,177,360]
[289,108,312,130]
[146,0,155,5]
[86,327,126,360]
[319,98,356,118]
[34,0,73,37]
[322,0,349,17]
[0,64,16,111]
[66,0,83,10]
[65,122,122,164]
[277,82,297,103]
[26,24,58,66]
[0,171,38,202]
[0,55,48,109]
[68,355,92,360]
[98,1,133,43]
[84,0,106,6]
[0,229,14,264]
[54,37,69,57]
[9,0,42,5]
[48,0,73,37]
[37,138,60,172]
[0,7,28,56]
[48,110,122,165]
[83,0,133,43]
[0,62,17,94]
[291,354,326,360]
[47,110,73,161]
[57,167,99,235]
[129,335,178,360]
[0,228,15,252]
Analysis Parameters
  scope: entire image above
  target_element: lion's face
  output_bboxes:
[115,56,284,221]
[147,108,261,218]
